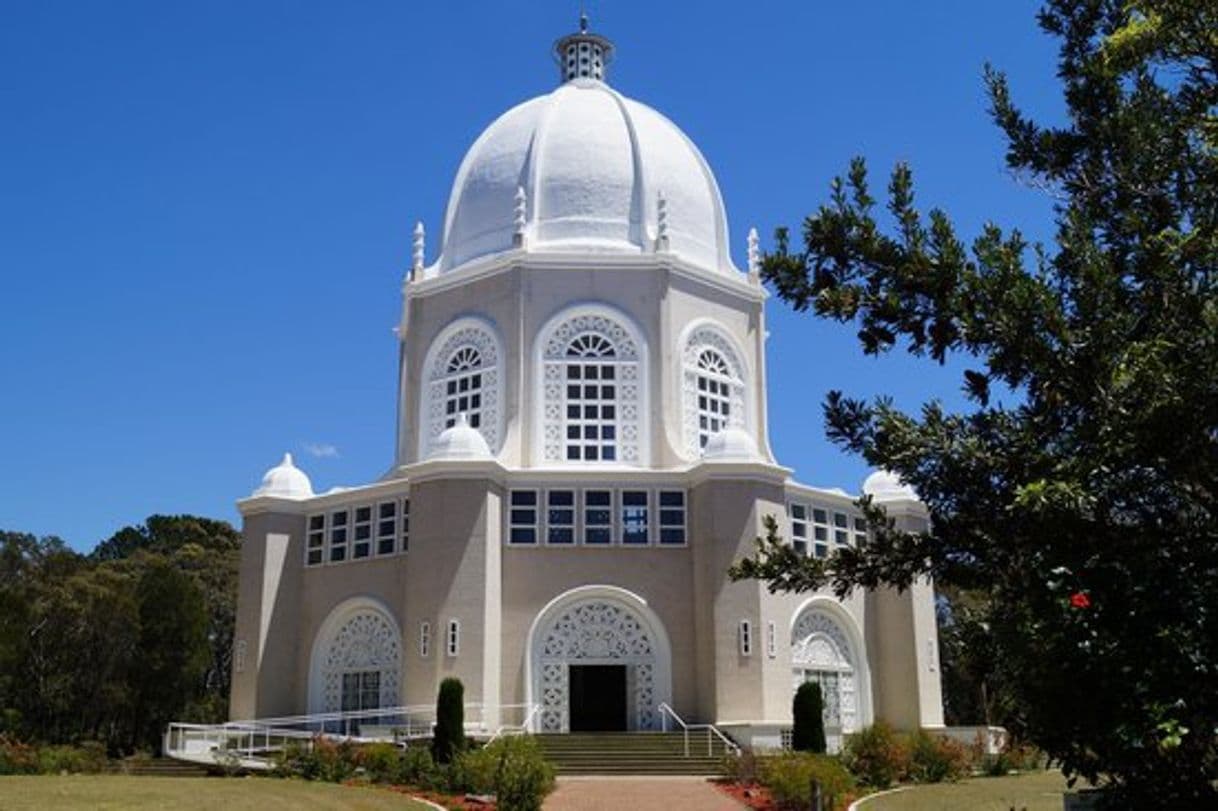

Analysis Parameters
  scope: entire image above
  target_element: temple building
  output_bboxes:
[229,18,944,751]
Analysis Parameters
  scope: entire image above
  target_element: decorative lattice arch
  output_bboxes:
[534,599,664,732]
[791,608,858,732]
[318,609,402,713]
[540,312,643,464]
[681,325,746,457]
[424,322,501,455]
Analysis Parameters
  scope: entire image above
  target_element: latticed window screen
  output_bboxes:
[563,334,619,461]
[442,346,484,429]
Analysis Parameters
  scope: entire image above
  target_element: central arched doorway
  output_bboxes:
[527,586,672,733]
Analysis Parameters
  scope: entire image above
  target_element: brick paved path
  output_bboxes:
[544,776,745,810]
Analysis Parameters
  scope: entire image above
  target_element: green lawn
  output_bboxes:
[861,771,1071,811]
[0,775,434,811]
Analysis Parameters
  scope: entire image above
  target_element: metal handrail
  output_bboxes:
[486,703,543,744]
[166,701,539,766]
[657,702,741,757]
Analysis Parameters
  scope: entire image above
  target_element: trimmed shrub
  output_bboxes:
[842,722,909,789]
[761,752,855,811]
[792,682,827,753]
[355,742,401,783]
[486,736,556,811]
[906,730,971,783]
[398,744,440,788]
[450,736,556,810]
[274,736,357,782]
[433,677,465,765]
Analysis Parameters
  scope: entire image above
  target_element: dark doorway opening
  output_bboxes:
[568,664,628,731]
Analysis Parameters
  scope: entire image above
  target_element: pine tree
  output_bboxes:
[733,1,1218,804]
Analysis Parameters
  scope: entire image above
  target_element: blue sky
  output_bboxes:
[0,1,1063,551]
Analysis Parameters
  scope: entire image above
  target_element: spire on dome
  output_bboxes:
[553,12,614,84]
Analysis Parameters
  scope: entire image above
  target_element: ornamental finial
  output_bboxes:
[553,12,614,84]
[513,186,528,247]
[747,227,761,283]
[411,221,425,279]
[655,191,670,252]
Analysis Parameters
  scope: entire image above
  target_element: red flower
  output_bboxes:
[1070,591,1091,609]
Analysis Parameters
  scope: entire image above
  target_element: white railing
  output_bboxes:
[165,701,533,769]
[657,702,741,758]
[486,703,543,744]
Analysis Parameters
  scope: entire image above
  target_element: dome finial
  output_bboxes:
[554,12,614,84]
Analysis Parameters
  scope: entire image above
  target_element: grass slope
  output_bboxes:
[0,775,433,810]
[862,771,1071,811]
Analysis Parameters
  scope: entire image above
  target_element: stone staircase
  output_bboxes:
[535,732,732,775]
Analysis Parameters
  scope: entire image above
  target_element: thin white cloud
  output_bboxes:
[304,443,340,459]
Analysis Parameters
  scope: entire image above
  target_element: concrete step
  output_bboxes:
[534,732,731,776]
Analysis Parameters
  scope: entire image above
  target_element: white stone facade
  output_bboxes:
[229,22,944,747]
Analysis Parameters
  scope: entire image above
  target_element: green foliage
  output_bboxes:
[733,0,1218,804]
[720,750,765,784]
[842,722,910,789]
[397,744,441,788]
[792,682,827,754]
[0,517,239,753]
[36,742,109,775]
[906,730,971,784]
[432,678,465,765]
[353,742,401,783]
[482,736,556,811]
[760,752,855,811]
[273,736,554,810]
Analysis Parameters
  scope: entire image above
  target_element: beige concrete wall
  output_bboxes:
[864,506,944,730]
[230,510,307,719]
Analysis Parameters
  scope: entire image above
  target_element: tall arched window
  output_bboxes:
[422,318,502,456]
[681,324,746,457]
[539,308,644,465]
[791,607,861,734]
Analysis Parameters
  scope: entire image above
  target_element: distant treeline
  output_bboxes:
[0,516,239,754]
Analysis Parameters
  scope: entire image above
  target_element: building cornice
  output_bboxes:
[406,250,765,305]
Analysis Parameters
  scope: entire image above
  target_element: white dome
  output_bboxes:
[862,469,919,502]
[437,78,732,275]
[702,427,760,462]
[428,414,493,460]
[253,453,314,499]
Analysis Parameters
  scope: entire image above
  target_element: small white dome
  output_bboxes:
[253,453,314,499]
[862,469,919,502]
[428,415,493,460]
[702,427,760,461]
[437,79,732,275]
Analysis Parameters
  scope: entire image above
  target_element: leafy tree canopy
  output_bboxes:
[732,0,1217,804]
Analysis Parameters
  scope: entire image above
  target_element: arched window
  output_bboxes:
[791,608,860,733]
[441,346,485,430]
[423,319,502,456]
[539,308,644,465]
[681,324,746,457]
[309,601,402,715]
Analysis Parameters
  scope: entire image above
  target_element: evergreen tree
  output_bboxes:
[732,1,1218,804]
[792,681,827,754]
[433,677,465,764]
